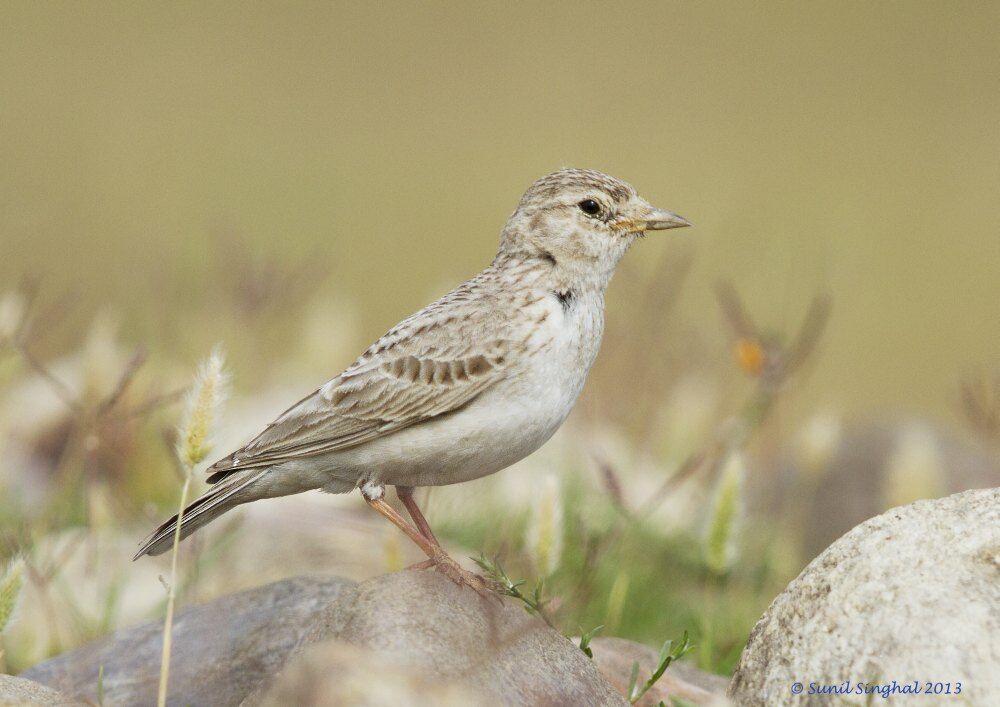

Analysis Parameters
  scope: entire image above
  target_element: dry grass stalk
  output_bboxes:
[638,281,831,517]
[157,347,227,707]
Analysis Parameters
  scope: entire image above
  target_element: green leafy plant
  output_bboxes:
[473,553,553,626]
[627,631,693,704]
[578,624,603,658]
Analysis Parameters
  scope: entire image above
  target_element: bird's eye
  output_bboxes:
[578,199,602,216]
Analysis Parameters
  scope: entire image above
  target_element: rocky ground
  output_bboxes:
[15,569,725,706]
[8,487,998,706]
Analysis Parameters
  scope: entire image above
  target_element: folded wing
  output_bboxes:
[206,312,510,483]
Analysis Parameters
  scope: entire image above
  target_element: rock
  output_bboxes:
[0,675,81,706]
[22,575,353,706]
[246,569,628,706]
[3,527,169,672]
[25,570,627,706]
[586,637,727,706]
[729,487,1000,706]
[255,641,481,706]
[3,496,425,672]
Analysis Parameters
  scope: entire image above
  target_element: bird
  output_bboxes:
[134,168,690,591]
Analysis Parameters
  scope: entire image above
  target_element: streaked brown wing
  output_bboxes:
[206,337,510,481]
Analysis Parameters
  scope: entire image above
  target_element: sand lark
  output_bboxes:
[135,169,690,589]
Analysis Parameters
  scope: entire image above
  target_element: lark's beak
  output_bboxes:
[640,206,692,231]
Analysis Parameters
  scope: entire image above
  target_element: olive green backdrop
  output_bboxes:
[2,1,998,421]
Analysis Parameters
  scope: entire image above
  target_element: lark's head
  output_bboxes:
[499,168,690,279]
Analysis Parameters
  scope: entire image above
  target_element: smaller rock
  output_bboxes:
[255,640,480,706]
[587,637,728,706]
[0,675,82,706]
[248,569,628,706]
[22,575,354,706]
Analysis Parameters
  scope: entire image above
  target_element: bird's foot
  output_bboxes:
[412,552,499,599]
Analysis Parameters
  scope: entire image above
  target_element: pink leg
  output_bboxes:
[362,483,493,596]
[396,486,440,546]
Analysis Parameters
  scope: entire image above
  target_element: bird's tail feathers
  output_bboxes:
[133,468,270,559]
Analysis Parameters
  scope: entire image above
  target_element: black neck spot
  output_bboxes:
[554,289,574,312]
[539,250,557,266]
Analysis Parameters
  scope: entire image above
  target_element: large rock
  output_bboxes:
[248,569,628,706]
[24,570,627,706]
[0,675,81,706]
[22,575,353,706]
[729,487,1000,706]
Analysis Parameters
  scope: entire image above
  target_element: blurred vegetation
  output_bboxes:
[1,0,998,683]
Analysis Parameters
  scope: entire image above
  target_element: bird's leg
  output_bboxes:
[361,482,494,596]
[362,484,437,556]
[395,485,440,546]
[395,486,439,570]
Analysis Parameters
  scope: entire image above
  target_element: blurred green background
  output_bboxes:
[2,1,998,419]
[1,0,999,682]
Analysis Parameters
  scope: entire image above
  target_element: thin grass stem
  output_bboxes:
[157,468,192,707]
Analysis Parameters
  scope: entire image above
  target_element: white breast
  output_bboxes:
[326,289,606,489]
[513,289,605,425]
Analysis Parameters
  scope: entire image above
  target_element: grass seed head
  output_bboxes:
[177,346,229,469]
[705,452,746,576]
[526,474,564,577]
[0,557,25,634]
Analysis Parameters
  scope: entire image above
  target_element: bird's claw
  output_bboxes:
[413,552,500,600]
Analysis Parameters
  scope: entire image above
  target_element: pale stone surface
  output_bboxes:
[0,674,82,706]
[254,641,481,707]
[729,487,1000,706]
[22,575,353,707]
[24,570,627,706]
[250,569,628,706]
